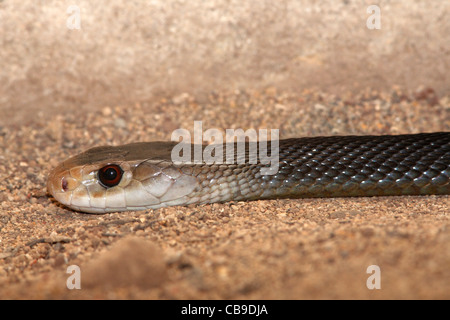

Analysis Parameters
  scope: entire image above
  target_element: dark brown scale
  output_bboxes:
[212,132,450,201]
[49,132,450,213]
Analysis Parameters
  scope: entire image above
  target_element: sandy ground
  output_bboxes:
[0,88,449,299]
[0,0,449,300]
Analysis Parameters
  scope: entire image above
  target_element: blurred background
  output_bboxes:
[0,1,449,300]
[0,0,448,125]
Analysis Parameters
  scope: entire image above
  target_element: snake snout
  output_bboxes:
[47,165,81,207]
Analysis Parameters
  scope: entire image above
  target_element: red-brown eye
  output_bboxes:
[98,164,123,188]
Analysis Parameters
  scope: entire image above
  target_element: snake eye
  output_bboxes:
[98,164,123,188]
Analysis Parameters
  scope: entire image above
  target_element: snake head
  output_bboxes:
[47,143,200,213]
[47,155,134,213]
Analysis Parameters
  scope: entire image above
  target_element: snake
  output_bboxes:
[47,132,450,213]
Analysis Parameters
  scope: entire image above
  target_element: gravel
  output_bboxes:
[0,88,448,299]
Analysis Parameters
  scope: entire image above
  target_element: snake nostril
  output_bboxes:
[62,177,68,192]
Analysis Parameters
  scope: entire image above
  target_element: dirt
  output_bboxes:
[0,0,449,300]
[0,89,448,299]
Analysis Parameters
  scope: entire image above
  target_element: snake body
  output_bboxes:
[47,132,450,213]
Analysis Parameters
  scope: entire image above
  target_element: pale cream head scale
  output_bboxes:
[47,142,199,213]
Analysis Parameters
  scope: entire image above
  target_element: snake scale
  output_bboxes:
[47,132,450,213]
